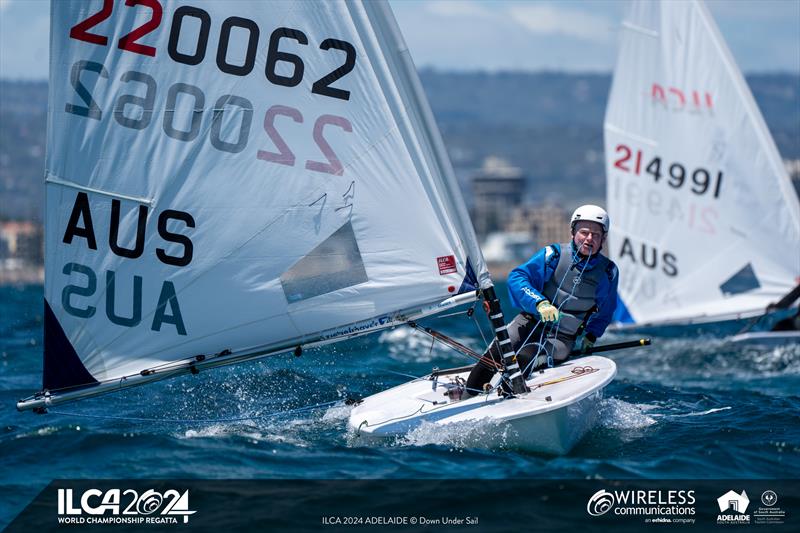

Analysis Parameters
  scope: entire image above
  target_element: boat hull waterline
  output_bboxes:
[348,355,616,454]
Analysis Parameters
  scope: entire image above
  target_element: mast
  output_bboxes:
[361,2,524,393]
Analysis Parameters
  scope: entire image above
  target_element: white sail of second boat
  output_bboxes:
[19,0,490,410]
[605,0,800,327]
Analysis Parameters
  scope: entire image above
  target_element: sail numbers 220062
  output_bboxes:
[613,144,723,199]
[65,62,353,175]
[69,0,356,101]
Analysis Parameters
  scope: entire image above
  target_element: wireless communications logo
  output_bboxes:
[586,488,696,524]
[57,488,196,525]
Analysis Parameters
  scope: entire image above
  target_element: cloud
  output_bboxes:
[0,0,11,12]
[507,3,613,43]
[425,0,493,18]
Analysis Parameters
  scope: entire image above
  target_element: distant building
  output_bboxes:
[0,221,43,264]
[506,204,571,248]
[482,231,535,264]
[470,156,526,238]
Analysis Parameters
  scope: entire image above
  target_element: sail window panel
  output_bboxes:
[280,221,368,303]
[719,263,761,296]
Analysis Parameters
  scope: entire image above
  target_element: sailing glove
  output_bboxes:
[581,332,597,353]
[536,301,560,322]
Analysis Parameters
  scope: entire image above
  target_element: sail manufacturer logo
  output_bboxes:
[437,255,457,275]
[57,488,196,525]
[651,83,713,114]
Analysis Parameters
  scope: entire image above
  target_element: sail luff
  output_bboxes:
[357,1,491,289]
[692,0,800,231]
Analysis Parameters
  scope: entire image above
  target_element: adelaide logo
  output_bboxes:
[717,489,750,524]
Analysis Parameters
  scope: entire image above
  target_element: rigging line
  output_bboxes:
[520,260,572,367]
[429,299,491,353]
[47,400,342,425]
[371,368,425,381]
[409,323,502,371]
[547,246,593,343]
[471,312,491,353]
[526,244,594,374]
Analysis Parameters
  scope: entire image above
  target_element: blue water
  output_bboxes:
[2,284,799,527]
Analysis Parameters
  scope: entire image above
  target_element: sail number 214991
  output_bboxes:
[613,144,723,199]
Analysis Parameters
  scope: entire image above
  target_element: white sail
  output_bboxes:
[605,0,800,326]
[29,0,488,407]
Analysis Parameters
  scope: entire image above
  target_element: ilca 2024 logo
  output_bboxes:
[57,488,196,525]
[717,490,750,524]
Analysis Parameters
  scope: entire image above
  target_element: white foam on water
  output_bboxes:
[180,422,262,440]
[321,402,352,422]
[670,406,732,418]
[14,425,62,439]
[179,419,313,447]
[597,398,657,429]
[613,337,800,385]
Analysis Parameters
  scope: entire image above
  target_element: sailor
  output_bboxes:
[465,204,620,396]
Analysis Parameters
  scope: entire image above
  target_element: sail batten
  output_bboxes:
[45,174,156,205]
[605,0,800,327]
[24,0,488,410]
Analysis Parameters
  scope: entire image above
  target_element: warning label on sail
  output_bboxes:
[437,255,457,275]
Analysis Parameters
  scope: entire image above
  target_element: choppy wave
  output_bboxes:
[596,399,657,430]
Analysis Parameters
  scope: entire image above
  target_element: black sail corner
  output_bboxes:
[457,258,478,294]
[43,299,98,391]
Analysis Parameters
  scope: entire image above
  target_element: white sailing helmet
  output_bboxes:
[570,204,610,233]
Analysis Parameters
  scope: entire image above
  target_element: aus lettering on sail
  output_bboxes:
[60,191,194,336]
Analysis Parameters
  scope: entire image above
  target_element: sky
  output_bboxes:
[0,0,798,79]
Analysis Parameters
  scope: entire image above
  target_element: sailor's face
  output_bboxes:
[573,221,605,256]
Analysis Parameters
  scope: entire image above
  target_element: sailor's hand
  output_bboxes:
[581,333,596,353]
[536,301,559,322]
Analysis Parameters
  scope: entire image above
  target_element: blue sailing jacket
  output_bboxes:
[507,242,619,339]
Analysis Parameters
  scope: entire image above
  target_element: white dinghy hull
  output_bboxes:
[348,356,616,455]
[728,331,800,347]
